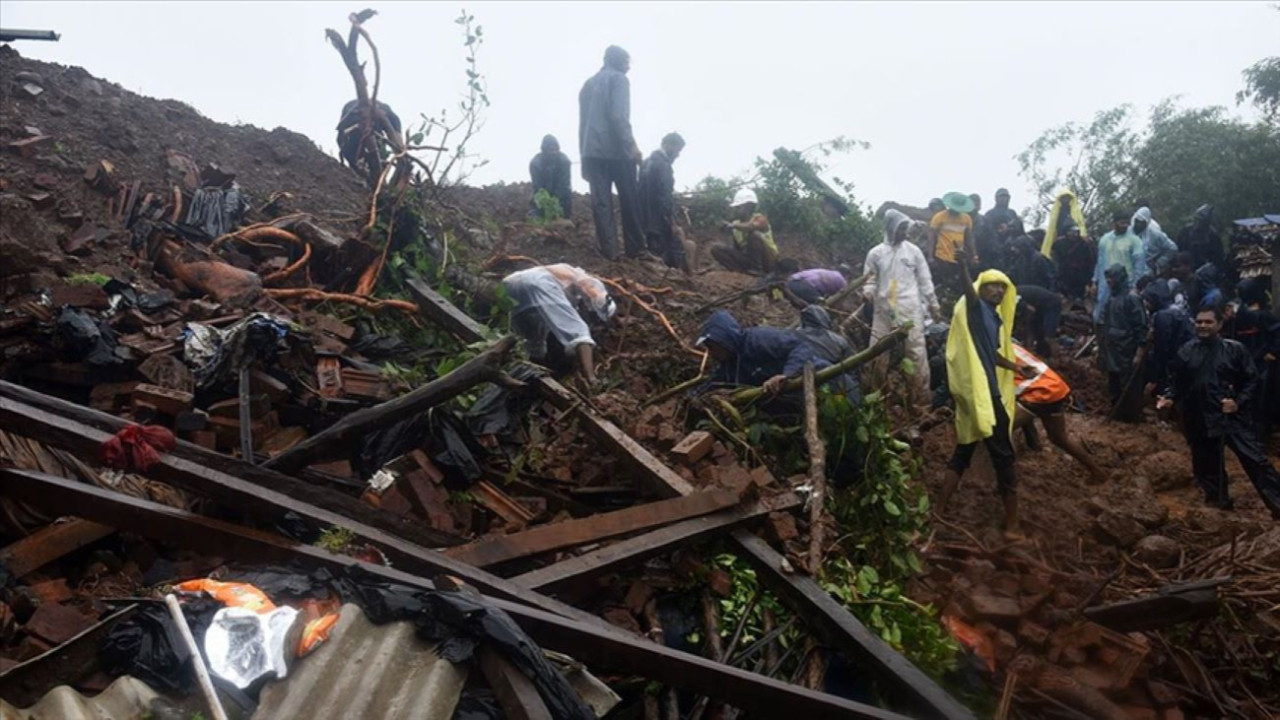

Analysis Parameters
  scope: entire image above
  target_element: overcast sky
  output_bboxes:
[4,1,1277,219]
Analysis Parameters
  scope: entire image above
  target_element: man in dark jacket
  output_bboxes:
[1099,264,1148,411]
[980,188,1023,271]
[336,99,403,180]
[1158,307,1280,518]
[639,133,687,270]
[696,310,842,404]
[1006,235,1057,291]
[797,305,861,404]
[1228,278,1280,436]
[579,45,644,260]
[1142,279,1195,398]
[528,135,573,219]
[1176,204,1225,271]
[1051,223,1094,300]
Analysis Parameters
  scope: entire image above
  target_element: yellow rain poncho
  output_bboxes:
[1041,189,1087,258]
[945,270,1017,444]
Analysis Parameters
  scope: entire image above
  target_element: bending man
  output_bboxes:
[1012,343,1108,484]
[502,264,616,385]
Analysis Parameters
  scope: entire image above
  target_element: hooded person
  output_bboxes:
[579,45,645,260]
[1132,207,1178,277]
[938,262,1032,537]
[1229,277,1280,435]
[1177,204,1225,270]
[1042,189,1087,257]
[1092,210,1147,323]
[1006,234,1057,291]
[1193,263,1225,312]
[1099,264,1149,411]
[1051,222,1095,300]
[529,134,573,219]
[502,264,616,384]
[796,305,862,405]
[1142,278,1195,398]
[695,310,824,403]
[862,209,940,405]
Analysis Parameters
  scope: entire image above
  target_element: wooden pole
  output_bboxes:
[238,366,254,464]
[803,364,827,576]
[165,594,229,720]
[729,324,910,405]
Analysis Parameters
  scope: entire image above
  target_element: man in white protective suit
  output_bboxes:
[862,209,941,407]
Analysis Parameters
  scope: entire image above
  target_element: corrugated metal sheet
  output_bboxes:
[0,676,159,720]
[253,603,467,720]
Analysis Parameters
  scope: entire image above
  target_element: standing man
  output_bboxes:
[711,189,778,274]
[863,209,940,405]
[1099,264,1149,412]
[1092,210,1147,323]
[928,192,976,288]
[579,45,644,260]
[1052,223,1095,301]
[528,134,573,219]
[1041,189,1087,258]
[1142,279,1195,400]
[1158,307,1280,518]
[639,133,687,270]
[968,193,992,269]
[938,252,1032,537]
[1176,204,1225,271]
[1132,207,1178,278]
[983,187,1024,271]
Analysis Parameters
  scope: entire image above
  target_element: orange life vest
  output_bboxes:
[1013,344,1071,405]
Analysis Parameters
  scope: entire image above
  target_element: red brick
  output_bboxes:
[708,568,734,597]
[963,589,1023,625]
[27,578,71,604]
[670,431,714,465]
[25,602,95,645]
[764,512,798,543]
[50,282,110,310]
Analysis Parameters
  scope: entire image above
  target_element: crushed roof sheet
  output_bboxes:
[1,676,160,720]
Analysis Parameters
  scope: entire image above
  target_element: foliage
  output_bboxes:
[65,272,111,286]
[1014,106,1140,231]
[315,526,357,554]
[408,10,491,187]
[682,175,741,231]
[530,188,564,224]
[821,390,958,678]
[1238,56,1280,123]
[708,553,804,673]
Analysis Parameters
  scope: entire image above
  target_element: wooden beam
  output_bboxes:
[0,519,114,579]
[402,273,973,720]
[264,335,515,473]
[0,396,590,624]
[444,490,739,568]
[512,492,800,593]
[1083,578,1226,632]
[0,467,905,720]
[0,380,465,550]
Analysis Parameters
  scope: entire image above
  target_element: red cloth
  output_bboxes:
[100,425,176,472]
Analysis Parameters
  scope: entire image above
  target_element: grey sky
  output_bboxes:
[4,1,1277,220]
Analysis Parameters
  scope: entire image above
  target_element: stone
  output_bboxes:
[1017,620,1051,647]
[1133,535,1181,569]
[964,589,1023,624]
[14,71,44,85]
[1094,511,1146,548]
[602,607,642,636]
[708,568,734,597]
[764,512,798,543]
[24,602,94,645]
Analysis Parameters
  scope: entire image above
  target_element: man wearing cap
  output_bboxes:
[928,192,976,288]
[639,133,687,271]
[579,45,645,260]
[711,189,778,274]
[983,188,1024,271]
[529,134,573,220]
[1091,210,1147,324]
[502,264,615,385]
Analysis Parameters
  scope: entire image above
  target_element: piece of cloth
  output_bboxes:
[1099,265,1148,374]
[638,148,683,268]
[100,425,177,473]
[1176,204,1225,270]
[502,265,606,359]
[947,400,1017,496]
[1143,280,1194,386]
[790,269,847,297]
[1042,190,1087,257]
[1092,229,1147,323]
[582,157,644,259]
[797,306,862,404]
[529,149,573,218]
[1132,207,1178,276]
[1186,433,1280,516]
[946,269,1018,445]
[1164,335,1259,439]
[929,210,973,264]
[184,186,250,239]
[55,306,124,367]
[1012,343,1070,405]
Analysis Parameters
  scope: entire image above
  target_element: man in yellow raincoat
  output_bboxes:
[1040,189,1088,258]
[938,251,1037,537]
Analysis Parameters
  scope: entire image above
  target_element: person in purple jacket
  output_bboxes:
[777,259,849,305]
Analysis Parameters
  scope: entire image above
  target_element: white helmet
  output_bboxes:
[730,188,758,207]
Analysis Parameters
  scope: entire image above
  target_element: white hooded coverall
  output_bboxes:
[862,209,940,399]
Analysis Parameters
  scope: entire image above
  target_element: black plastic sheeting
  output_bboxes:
[54,307,125,367]
[184,185,250,239]
[352,408,485,487]
[100,598,220,692]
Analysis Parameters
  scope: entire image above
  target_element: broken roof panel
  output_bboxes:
[252,603,467,720]
[0,676,160,720]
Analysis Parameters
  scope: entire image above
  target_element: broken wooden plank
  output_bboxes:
[0,467,903,720]
[446,490,738,569]
[0,519,114,579]
[512,492,801,593]
[264,335,515,473]
[404,270,974,720]
[472,480,536,527]
[1083,578,1226,632]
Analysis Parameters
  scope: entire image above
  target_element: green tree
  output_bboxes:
[1237,56,1280,123]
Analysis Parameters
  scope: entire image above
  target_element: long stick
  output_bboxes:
[164,594,229,720]
[729,324,910,405]
[237,366,253,465]
[803,363,827,575]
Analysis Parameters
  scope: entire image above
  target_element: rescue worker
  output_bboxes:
[1132,207,1178,277]
[502,264,616,385]
[1099,264,1148,411]
[1176,204,1224,271]
[528,134,573,219]
[1011,343,1108,484]
[1228,278,1280,436]
[1142,279,1195,399]
[927,192,975,289]
[711,189,778,274]
[938,252,1034,537]
[862,209,940,405]
[797,305,861,405]
[695,310,850,404]
[1157,307,1280,518]
[638,132,687,270]
[1041,189,1087,258]
[579,45,644,260]
[1051,223,1095,300]
[982,188,1025,272]
[783,264,848,306]
[1006,234,1057,291]
[1092,210,1147,324]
